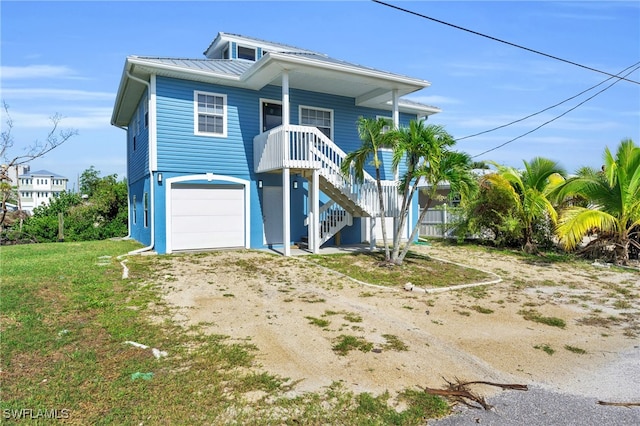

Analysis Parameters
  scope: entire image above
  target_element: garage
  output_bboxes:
[170,183,245,251]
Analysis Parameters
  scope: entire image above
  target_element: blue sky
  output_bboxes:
[2,1,639,190]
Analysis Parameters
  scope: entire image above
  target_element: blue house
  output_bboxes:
[111,32,440,255]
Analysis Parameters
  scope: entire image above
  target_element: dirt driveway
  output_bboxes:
[152,244,639,402]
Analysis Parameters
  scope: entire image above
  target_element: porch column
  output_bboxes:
[282,71,291,256]
[392,89,400,243]
[392,89,399,132]
[282,70,290,129]
[283,168,291,257]
[369,217,376,251]
[312,169,320,253]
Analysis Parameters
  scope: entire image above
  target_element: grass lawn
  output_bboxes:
[1,240,450,425]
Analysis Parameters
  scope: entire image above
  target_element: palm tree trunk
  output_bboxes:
[375,168,390,261]
[614,234,630,265]
[397,193,434,263]
[391,180,411,264]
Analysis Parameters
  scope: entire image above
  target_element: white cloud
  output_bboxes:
[2,88,115,101]
[6,108,113,130]
[406,94,461,105]
[1,65,79,80]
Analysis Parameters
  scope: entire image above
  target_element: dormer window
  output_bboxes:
[237,45,256,61]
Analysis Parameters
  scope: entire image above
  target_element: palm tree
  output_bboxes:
[401,150,477,262]
[388,121,475,264]
[490,157,567,253]
[340,117,392,261]
[554,139,640,264]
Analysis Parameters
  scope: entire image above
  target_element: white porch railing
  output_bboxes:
[254,125,399,217]
[305,200,353,246]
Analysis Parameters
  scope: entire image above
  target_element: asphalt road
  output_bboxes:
[430,346,640,425]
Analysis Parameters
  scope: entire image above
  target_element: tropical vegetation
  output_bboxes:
[341,117,393,261]
[387,120,476,263]
[552,139,640,264]
[341,120,638,265]
[2,166,128,244]
[342,118,477,265]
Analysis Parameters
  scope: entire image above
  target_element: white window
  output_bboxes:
[237,45,256,61]
[132,195,137,225]
[131,112,138,138]
[194,91,227,137]
[143,192,149,228]
[376,115,393,134]
[300,106,333,140]
[143,96,149,129]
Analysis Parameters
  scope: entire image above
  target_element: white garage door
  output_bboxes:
[171,184,245,251]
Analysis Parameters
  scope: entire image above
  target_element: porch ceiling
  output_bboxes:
[242,52,433,110]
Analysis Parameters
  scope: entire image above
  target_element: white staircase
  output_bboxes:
[254,125,398,246]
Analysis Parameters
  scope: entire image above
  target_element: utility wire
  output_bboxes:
[372,0,640,85]
[456,61,640,141]
[472,63,640,158]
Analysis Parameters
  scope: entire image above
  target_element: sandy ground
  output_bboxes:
[151,244,639,407]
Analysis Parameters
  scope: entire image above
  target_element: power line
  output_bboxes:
[455,61,640,142]
[472,63,640,158]
[372,0,640,85]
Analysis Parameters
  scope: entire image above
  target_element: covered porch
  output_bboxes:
[248,55,438,256]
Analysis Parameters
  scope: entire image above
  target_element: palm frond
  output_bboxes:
[557,207,618,250]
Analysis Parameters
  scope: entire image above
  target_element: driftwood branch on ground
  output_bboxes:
[597,401,640,408]
[423,377,528,410]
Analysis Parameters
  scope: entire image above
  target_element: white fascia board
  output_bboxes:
[396,100,442,116]
[111,61,134,126]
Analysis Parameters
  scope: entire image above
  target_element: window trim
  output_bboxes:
[194,91,228,138]
[299,105,334,140]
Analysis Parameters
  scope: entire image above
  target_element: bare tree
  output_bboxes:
[1,101,78,231]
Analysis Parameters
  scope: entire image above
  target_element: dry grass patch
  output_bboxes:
[307,250,491,288]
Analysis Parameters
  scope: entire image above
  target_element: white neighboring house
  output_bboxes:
[17,169,69,213]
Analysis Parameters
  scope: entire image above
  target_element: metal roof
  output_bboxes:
[131,57,253,76]
[113,33,441,127]
[19,169,67,178]
[203,31,319,57]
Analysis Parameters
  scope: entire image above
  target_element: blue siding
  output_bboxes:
[156,78,418,181]
[129,177,151,246]
[128,89,149,183]
[156,77,258,179]
[149,76,421,252]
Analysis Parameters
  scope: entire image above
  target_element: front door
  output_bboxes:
[262,102,282,132]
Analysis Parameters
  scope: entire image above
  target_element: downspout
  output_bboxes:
[125,71,155,255]
[114,122,132,239]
